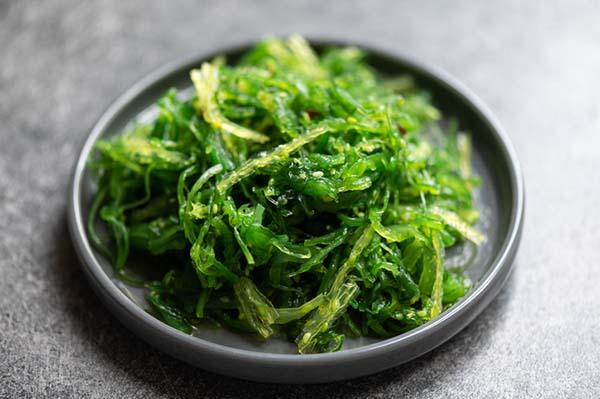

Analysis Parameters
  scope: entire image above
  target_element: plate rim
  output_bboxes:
[67,37,524,379]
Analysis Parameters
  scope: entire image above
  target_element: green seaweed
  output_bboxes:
[87,35,484,353]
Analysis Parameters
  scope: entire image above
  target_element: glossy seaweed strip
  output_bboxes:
[87,35,484,353]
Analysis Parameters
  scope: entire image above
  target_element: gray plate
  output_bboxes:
[67,40,524,383]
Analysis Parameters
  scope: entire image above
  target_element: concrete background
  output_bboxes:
[1,1,599,397]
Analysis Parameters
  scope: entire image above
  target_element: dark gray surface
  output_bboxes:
[0,0,598,397]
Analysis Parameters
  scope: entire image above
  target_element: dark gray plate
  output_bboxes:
[68,40,524,383]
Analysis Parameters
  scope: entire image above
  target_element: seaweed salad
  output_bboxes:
[88,35,484,354]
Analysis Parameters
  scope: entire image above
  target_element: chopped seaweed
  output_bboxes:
[88,35,483,353]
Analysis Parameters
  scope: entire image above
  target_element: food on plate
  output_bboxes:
[88,35,484,354]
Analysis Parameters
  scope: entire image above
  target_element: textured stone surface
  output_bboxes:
[1,0,599,397]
